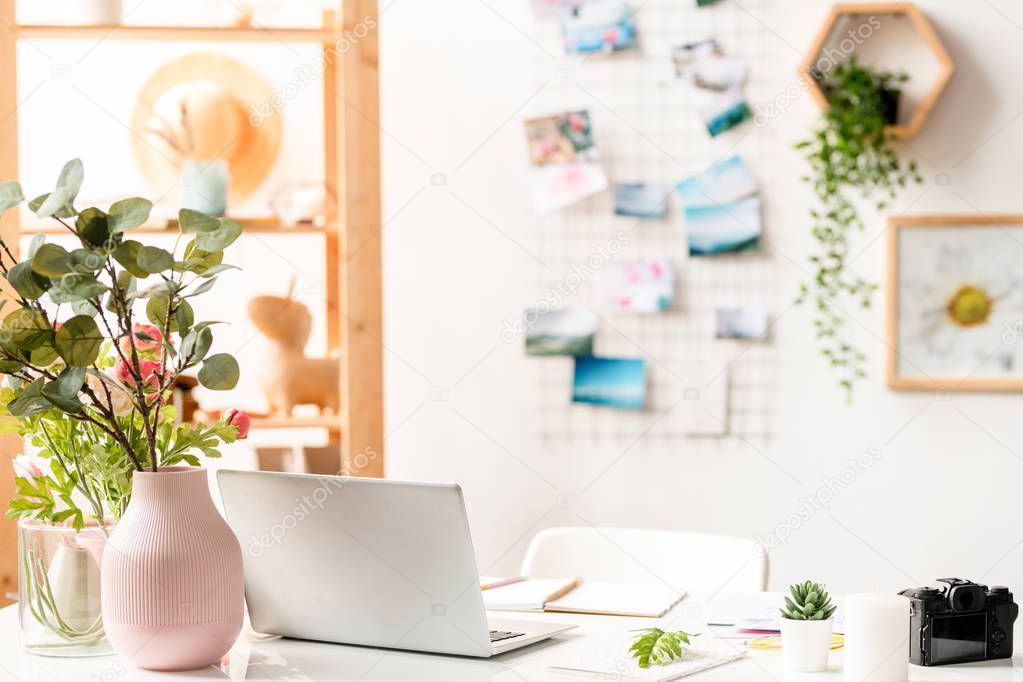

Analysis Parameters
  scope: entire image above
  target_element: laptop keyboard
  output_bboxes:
[490,630,526,643]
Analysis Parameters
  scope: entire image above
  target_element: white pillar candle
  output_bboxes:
[844,593,911,682]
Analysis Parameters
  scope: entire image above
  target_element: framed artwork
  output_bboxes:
[887,214,1023,391]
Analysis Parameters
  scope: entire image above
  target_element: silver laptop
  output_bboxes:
[217,470,576,657]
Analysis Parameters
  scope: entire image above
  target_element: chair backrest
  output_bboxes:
[520,526,767,593]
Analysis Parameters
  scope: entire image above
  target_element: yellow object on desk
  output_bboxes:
[746,634,844,650]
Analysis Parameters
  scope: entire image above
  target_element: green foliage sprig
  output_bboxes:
[1,159,245,530]
[795,58,922,401]
[781,580,837,621]
[629,628,700,668]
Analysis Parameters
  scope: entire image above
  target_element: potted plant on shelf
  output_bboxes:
[795,57,922,402]
[779,580,837,672]
[1,159,250,669]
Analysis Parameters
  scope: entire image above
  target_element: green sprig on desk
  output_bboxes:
[629,628,700,668]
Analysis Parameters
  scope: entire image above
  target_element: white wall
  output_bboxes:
[380,0,1023,594]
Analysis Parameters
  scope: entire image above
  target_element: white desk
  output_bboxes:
[1,593,1019,681]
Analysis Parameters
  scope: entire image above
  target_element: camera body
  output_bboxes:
[900,578,1018,666]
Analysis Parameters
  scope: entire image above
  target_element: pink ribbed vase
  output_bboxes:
[100,467,244,671]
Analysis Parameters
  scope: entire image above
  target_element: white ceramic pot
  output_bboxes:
[780,617,833,672]
[64,0,122,26]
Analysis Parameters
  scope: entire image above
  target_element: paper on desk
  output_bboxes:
[548,633,745,681]
[482,577,581,611]
[545,582,685,618]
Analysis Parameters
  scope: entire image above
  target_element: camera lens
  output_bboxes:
[950,585,986,612]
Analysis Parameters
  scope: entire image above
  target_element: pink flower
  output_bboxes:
[114,356,165,395]
[224,409,251,439]
[13,454,43,482]
[118,323,166,361]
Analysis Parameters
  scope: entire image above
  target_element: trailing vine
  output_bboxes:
[795,58,922,401]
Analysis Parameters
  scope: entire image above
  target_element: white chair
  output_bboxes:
[520,526,767,593]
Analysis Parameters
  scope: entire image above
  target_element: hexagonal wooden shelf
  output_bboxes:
[798,2,954,139]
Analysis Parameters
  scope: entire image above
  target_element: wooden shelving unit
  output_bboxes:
[0,0,384,601]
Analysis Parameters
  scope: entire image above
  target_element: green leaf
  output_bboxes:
[136,246,174,274]
[628,628,698,669]
[47,273,107,303]
[7,261,50,300]
[29,343,59,366]
[178,209,220,233]
[108,197,152,233]
[1,308,52,350]
[31,243,73,277]
[147,296,193,336]
[0,181,24,213]
[112,240,148,278]
[198,263,239,278]
[28,193,75,219]
[186,277,217,297]
[69,248,105,273]
[7,378,52,417]
[175,299,194,335]
[41,366,86,414]
[55,315,103,367]
[198,353,238,390]
[176,245,224,275]
[181,326,213,364]
[25,233,45,259]
[36,159,84,218]
[70,299,98,318]
[75,207,112,247]
[194,218,241,251]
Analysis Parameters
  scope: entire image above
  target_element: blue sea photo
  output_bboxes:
[700,87,751,137]
[572,356,646,409]
[684,195,761,255]
[676,154,757,207]
[614,183,667,219]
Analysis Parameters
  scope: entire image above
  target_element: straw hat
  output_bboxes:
[130,53,282,202]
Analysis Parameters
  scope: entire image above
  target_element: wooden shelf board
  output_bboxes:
[248,415,342,431]
[20,216,332,236]
[15,24,336,43]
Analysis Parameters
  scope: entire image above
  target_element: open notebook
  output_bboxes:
[482,578,684,618]
[548,634,745,681]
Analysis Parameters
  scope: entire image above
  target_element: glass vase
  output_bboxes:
[18,519,115,657]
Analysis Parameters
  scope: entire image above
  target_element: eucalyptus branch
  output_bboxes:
[2,158,244,532]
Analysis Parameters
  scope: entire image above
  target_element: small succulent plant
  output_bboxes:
[781,580,837,621]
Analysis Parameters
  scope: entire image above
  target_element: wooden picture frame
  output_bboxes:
[887,214,1023,392]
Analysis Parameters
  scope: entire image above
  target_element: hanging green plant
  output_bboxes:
[795,57,922,401]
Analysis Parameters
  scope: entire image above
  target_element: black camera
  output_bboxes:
[900,578,1018,666]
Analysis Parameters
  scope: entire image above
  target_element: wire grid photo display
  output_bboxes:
[523,0,784,446]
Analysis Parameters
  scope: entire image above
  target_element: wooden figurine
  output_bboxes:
[247,287,340,416]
